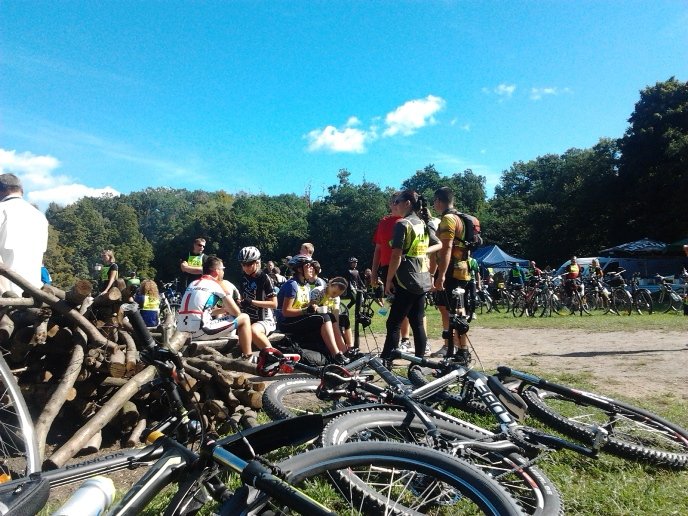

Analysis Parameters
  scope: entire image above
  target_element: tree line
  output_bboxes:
[43,77,688,289]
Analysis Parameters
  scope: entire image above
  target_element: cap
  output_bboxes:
[0,174,22,188]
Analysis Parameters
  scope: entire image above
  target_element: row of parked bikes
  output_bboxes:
[473,270,688,317]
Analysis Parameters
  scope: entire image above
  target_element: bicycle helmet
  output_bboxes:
[238,246,261,263]
[288,254,313,270]
[349,257,358,263]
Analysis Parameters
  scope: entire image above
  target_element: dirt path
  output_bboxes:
[426,328,688,400]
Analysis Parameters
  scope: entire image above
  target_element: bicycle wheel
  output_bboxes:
[0,354,40,479]
[668,292,683,313]
[611,289,632,315]
[634,290,653,315]
[220,441,524,516]
[521,385,688,467]
[262,377,355,420]
[320,408,563,516]
[511,296,526,317]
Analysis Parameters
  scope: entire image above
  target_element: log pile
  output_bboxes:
[0,265,268,469]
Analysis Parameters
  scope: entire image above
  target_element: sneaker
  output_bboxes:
[430,344,448,358]
[471,313,477,320]
[453,349,471,366]
[381,358,394,370]
[399,338,411,353]
[333,353,350,366]
[424,345,433,356]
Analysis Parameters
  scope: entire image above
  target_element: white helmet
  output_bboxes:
[238,246,261,263]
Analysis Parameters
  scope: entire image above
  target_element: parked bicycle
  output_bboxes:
[603,270,633,315]
[160,278,183,321]
[475,284,496,314]
[629,272,653,314]
[538,274,563,317]
[654,273,684,313]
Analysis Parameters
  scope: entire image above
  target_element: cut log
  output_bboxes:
[233,388,263,410]
[0,313,15,344]
[126,418,147,447]
[119,332,138,376]
[109,348,127,378]
[43,326,187,469]
[65,280,93,307]
[80,430,102,455]
[118,400,140,432]
[240,409,259,429]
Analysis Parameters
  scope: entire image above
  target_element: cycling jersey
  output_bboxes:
[177,275,231,332]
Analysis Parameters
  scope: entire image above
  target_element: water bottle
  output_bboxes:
[378,295,394,316]
[52,476,116,516]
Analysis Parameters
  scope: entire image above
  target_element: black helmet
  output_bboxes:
[238,246,261,263]
[288,254,313,270]
[349,257,358,263]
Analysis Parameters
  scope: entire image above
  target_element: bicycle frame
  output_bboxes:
[394,352,606,458]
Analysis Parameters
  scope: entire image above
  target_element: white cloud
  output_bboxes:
[530,86,572,100]
[306,125,371,153]
[494,83,516,98]
[382,95,446,137]
[305,94,445,153]
[0,148,120,210]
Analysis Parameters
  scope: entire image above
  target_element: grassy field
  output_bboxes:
[365,299,688,336]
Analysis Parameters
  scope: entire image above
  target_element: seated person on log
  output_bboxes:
[236,246,278,352]
[176,255,254,360]
[276,254,349,365]
[135,279,160,328]
[310,276,351,353]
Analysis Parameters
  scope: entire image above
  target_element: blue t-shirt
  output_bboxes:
[276,278,310,324]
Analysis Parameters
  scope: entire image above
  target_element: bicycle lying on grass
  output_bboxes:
[0,304,525,515]
[259,348,563,516]
[405,354,688,467]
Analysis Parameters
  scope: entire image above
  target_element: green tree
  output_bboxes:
[617,77,688,243]
[308,173,390,277]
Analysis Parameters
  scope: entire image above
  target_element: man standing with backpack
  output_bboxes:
[431,186,480,364]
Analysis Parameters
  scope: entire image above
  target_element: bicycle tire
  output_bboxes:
[512,296,526,317]
[634,289,653,315]
[262,377,355,421]
[320,408,563,516]
[220,441,525,516]
[611,289,632,315]
[668,292,683,313]
[521,386,688,467]
[0,354,40,479]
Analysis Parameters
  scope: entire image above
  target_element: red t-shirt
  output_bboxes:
[372,215,402,266]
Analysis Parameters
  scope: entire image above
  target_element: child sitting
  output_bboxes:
[310,277,351,352]
[135,279,160,328]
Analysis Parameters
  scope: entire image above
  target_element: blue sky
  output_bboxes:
[1,1,687,210]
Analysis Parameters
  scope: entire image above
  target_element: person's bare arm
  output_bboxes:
[385,248,403,296]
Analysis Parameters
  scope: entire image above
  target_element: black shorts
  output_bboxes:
[435,277,465,307]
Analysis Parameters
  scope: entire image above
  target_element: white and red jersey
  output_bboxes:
[177,275,232,332]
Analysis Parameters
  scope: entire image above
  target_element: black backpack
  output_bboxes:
[447,209,483,251]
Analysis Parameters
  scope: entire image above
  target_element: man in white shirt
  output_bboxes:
[0,174,49,295]
[176,255,254,360]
